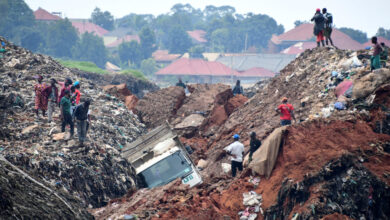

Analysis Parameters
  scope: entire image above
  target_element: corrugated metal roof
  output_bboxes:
[216,54,296,72]
[272,23,364,50]
[156,58,237,76]
[71,21,109,37]
[187,30,207,43]
[238,67,275,77]
[34,8,62,21]
[152,50,181,62]
[281,42,317,54]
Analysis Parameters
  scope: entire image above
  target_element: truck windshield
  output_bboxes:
[138,151,192,188]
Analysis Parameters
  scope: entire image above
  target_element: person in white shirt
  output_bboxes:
[224,134,244,177]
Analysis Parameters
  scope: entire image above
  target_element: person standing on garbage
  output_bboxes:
[60,90,74,138]
[34,75,47,118]
[176,78,186,89]
[249,132,261,163]
[58,78,72,104]
[73,81,81,104]
[275,97,296,126]
[380,42,388,67]
[42,78,58,123]
[224,134,244,177]
[311,8,325,47]
[322,8,334,46]
[371,36,383,70]
[74,100,90,146]
[232,80,244,96]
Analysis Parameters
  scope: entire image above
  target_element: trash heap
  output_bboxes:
[0,156,93,219]
[0,36,146,211]
[93,47,390,220]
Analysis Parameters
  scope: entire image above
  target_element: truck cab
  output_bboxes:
[121,122,202,188]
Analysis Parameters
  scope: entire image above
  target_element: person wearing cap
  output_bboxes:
[43,78,58,123]
[73,81,81,104]
[322,8,334,46]
[249,132,261,163]
[275,97,296,126]
[60,90,74,138]
[34,75,47,118]
[224,134,244,177]
[73,100,90,146]
[311,8,325,47]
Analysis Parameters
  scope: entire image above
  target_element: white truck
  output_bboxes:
[121,122,202,188]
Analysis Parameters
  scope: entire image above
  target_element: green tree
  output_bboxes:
[140,58,158,76]
[376,27,390,40]
[19,27,46,52]
[139,26,156,59]
[294,20,308,27]
[46,18,78,58]
[72,32,107,68]
[91,7,114,31]
[0,0,35,40]
[189,45,205,58]
[210,28,230,52]
[166,26,192,54]
[339,27,368,43]
[118,41,142,67]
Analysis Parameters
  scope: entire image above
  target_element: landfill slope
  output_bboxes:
[0,157,94,219]
[0,36,146,210]
[92,47,390,220]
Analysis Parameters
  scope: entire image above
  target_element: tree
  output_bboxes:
[91,7,114,31]
[166,26,192,54]
[294,20,308,27]
[139,26,156,59]
[46,18,78,58]
[72,32,107,68]
[19,27,46,52]
[0,0,35,40]
[118,41,142,67]
[189,45,205,58]
[339,27,368,43]
[140,58,158,76]
[376,28,390,40]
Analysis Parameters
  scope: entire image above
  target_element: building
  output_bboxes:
[216,53,296,73]
[281,42,318,55]
[34,8,62,23]
[269,23,364,53]
[105,35,140,48]
[71,21,109,37]
[362,36,390,48]
[152,50,181,66]
[156,58,273,84]
[187,30,207,44]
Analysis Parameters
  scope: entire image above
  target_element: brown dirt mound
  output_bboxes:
[134,86,185,127]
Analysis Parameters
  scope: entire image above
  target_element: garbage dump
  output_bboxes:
[0,36,147,210]
[92,47,390,220]
[0,156,93,219]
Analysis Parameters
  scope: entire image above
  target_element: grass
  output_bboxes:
[58,60,108,74]
[119,69,148,81]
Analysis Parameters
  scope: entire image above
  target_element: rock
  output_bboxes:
[352,69,390,100]
[197,159,208,169]
[175,114,205,129]
[125,95,138,110]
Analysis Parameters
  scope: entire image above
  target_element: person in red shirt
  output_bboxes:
[275,97,296,126]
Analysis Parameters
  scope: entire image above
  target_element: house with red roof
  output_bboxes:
[152,50,181,65]
[34,8,62,22]
[71,21,109,37]
[269,23,364,53]
[362,36,390,48]
[105,35,140,48]
[156,58,272,84]
[187,30,207,44]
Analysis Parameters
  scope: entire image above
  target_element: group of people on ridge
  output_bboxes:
[34,75,91,146]
[311,8,334,47]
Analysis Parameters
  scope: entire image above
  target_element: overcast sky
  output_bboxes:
[25,0,390,36]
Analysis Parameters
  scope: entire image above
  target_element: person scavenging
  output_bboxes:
[176,78,186,89]
[311,8,326,47]
[371,36,383,70]
[380,42,388,67]
[74,99,91,146]
[34,75,47,118]
[275,97,296,126]
[58,78,72,105]
[232,80,243,95]
[249,132,261,163]
[60,90,74,138]
[73,81,81,105]
[42,78,58,123]
[224,134,244,177]
[322,8,334,46]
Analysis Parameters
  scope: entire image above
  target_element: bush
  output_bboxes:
[58,59,108,74]
[120,69,148,81]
